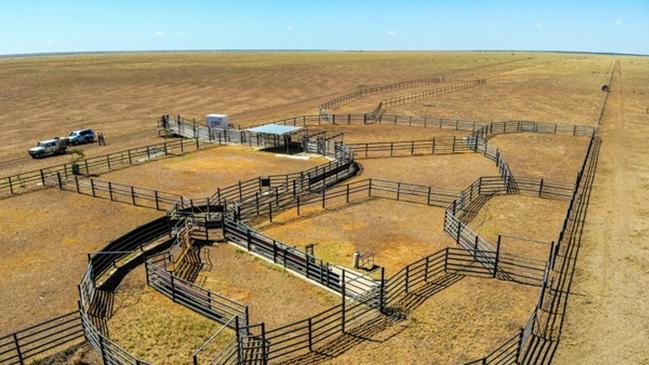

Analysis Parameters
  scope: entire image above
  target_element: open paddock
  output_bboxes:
[354,153,499,190]
[307,123,468,144]
[386,57,612,127]
[108,266,228,365]
[0,189,161,331]
[467,195,569,261]
[294,276,538,365]
[255,198,455,276]
[100,145,327,197]
[487,133,591,184]
[199,243,340,328]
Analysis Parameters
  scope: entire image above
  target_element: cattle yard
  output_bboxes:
[0,52,628,365]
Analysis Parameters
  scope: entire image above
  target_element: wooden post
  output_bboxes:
[108,182,113,201]
[180,139,184,153]
[85,159,89,175]
[56,172,62,189]
[98,335,107,365]
[131,186,136,205]
[7,176,14,195]
[494,235,502,277]
[75,176,80,193]
[268,202,273,222]
[90,179,96,197]
[379,267,385,313]
[539,178,544,197]
[456,221,462,245]
[155,191,160,210]
[432,138,436,154]
[452,136,456,153]
[424,256,430,282]
[427,186,432,205]
[322,189,326,208]
[390,142,393,157]
[40,169,45,186]
[396,182,401,200]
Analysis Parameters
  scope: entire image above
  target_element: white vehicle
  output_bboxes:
[206,114,229,129]
[28,138,68,159]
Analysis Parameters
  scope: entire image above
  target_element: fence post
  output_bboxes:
[297,196,301,216]
[494,235,502,278]
[322,189,326,208]
[155,191,160,210]
[444,247,449,272]
[40,169,45,186]
[128,149,132,165]
[98,335,108,365]
[268,202,273,222]
[13,333,24,365]
[90,179,96,197]
[307,317,313,351]
[427,186,432,205]
[235,317,242,364]
[424,256,430,282]
[346,184,350,203]
[84,160,90,175]
[131,186,136,205]
[539,178,544,197]
[379,267,385,313]
[405,265,410,293]
[474,235,479,254]
[75,176,80,193]
[456,221,462,245]
[108,182,113,201]
[396,182,401,201]
[57,171,63,189]
[516,327,524,362]
[341,270,346,334]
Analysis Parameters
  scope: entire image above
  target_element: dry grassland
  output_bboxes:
[386,57,614,127]
[553,57,649,364]
[468,195,569,261]
[354,153,500,190]
[199,244,340,328]
[101,145,327,197]
[319,277,538,365]
[257,198,454,276]
[0,189,161,331]
[487,133,591,183]
[0,51,535,168]
[108,266,226,365]
[312,123,467,143]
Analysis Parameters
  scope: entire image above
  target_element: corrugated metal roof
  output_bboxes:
[246,124,303,136]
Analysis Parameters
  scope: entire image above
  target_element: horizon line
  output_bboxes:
[1,48,647,59]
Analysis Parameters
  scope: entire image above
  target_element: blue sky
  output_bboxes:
[1,0,648,55]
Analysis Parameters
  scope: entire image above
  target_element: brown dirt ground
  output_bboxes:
[108,266,228,365]
[199,243,340,328]
[0,52,543,172]
[100,145,327,197]
[468,195,569,261]
[355,154,500,190]
[553,58,649,364]
[387,57,614,127]
[320,276,538,365]
[311,123,468,143]
[487,133,591,184]
[0,189,161,332]
[256,198,454,276]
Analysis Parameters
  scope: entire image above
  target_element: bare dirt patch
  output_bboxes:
[199,243,340,328]
[256,198,454,276]
[488,133,591,183]
[355,153,499,190]
[0,189,161,331]
[322,276,538,365]
[468,195,569,260]
[101,145,327,197]
[311,123,468,143]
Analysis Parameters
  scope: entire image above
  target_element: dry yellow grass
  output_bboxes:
[101,145,327,196]
[0,189,161,331]
[2,51,646,364]
[108,266,228,365]
[257,198,454,276]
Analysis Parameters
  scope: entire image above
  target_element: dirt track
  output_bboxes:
[553,58,649,363]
